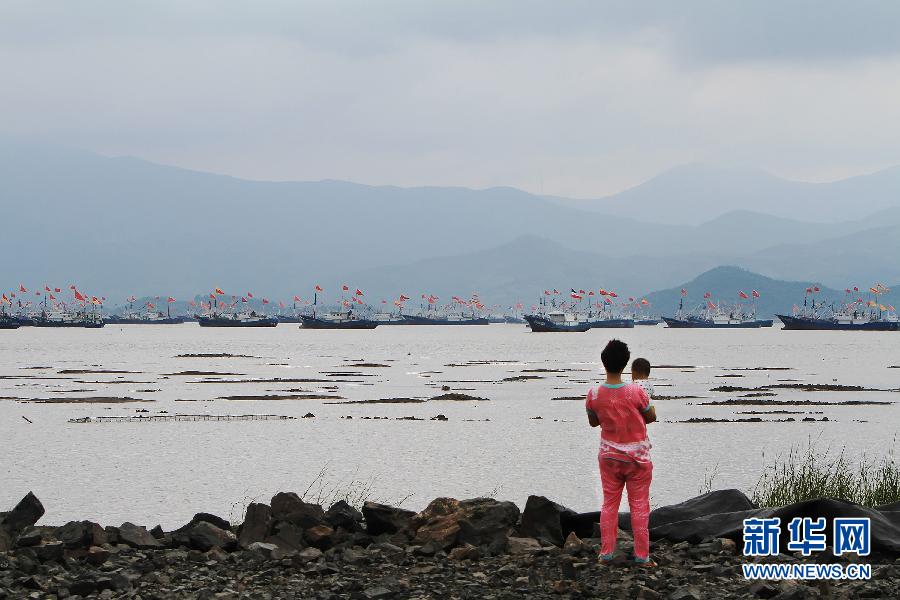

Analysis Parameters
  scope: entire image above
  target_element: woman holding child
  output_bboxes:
[585,339,657,566]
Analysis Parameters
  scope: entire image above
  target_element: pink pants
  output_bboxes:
[599,457,652,558]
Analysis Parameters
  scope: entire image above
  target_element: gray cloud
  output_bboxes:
[3,1,900,196]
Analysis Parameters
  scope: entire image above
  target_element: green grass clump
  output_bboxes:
[751,440,900,507]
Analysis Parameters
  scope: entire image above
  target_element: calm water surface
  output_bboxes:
[1,324,898,528]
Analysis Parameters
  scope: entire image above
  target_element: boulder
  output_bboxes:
[266,521,305,553]
[85,545,110,566]
[410,497,519,550]
[238,502,272,548]
[518,495,578,546]
[271,492,327,528]
[362,502,415,535]
[648,489,755,530]
[456,498,520,548]
[303,524,334,549]
[188,521,237,552]
[326,500,364,531]
[15,528,43,547]
[188,512,231,531]
[118,522,161,549]
[56,521,106,549]
[246,541,279,559]
[33,541,65,562]
[0,492,45,551]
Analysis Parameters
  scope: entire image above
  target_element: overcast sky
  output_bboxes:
[3,1,900,196]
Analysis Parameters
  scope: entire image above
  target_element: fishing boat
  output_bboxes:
[299,311,378,329]
[503,315,527,324]
[0,314,21,329]
[524,312,591,332]
[663,293,772,329]
[585,307,635,328]
[400,313,490,325]
[32,310,105,328]
[275,314,304,324]
[777,285,900,330]
[106,310,185,325]
[371,312,412,325]
[635,318,662,326]
[196,311,278,327]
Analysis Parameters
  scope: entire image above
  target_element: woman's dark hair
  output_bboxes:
[632,357,651,377]
[601,339,630,374]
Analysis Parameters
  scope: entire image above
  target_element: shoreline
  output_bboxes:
[1,490,897,599]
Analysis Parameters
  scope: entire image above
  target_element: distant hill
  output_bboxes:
[556,163,900,225]
[643,266,847,317]
[2,140,900,301]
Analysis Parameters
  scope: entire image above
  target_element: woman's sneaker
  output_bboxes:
[633,556,657,568]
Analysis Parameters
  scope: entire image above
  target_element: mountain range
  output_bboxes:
[2,139,899,306]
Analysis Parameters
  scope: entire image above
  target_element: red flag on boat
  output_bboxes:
[167,297,176,303]
[44,286,51,292]
[588,291,595,296]
[55,287,61,293]
[215,288,224,295]
[342,285,349,291]
[293,295,301,301]
[355,288,364,296]
[681,288,687,296]
[641,299,649,305]
[241,297,248,302]
[74,290,86,302]
[813,286,820,292]
[739,291,749,299]
[853,287,859,292]
[262,298,269,304]
[570,292,582,300]
[805,287,813,294]
[49,294,56,300]
[19,285,26,293]
[604,297,613,304]
[552,289,559,295]
[278,301,285,308]
[544,290,550,295]
[399,295,409,301]
[247,292,253,298]
[315,285,323,292]
[609,292,618,298]
[707,300,717,310]
[752,290,760,298]
[703,292,711,299]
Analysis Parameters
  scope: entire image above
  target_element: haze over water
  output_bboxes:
[2,324,897,529]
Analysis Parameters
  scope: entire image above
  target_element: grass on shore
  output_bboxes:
[750,439,900,507]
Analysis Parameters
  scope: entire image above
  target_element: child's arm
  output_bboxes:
[586,408,600,427]
[642,405,657,424]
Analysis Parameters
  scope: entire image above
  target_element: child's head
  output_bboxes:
[601,339,630,374]
[632,357,651,380]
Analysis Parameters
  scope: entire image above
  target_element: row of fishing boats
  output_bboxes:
[524,286,899,331]
[2,286,896,331]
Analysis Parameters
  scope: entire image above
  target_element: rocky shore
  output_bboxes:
[1,490,898,599]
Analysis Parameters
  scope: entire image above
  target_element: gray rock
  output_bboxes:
[0,492,44,551]
[57,521,105,549]
[517,495,577,547]
[326,500,364,531]
[238,503,272,548]
[270,492,326,528]
[188,521,237,552]
[118,523,161,549]
[33,541,65,563]
[362,502,415,535]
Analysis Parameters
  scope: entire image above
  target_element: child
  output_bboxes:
[631,358,654,399]
[585,339,657,566]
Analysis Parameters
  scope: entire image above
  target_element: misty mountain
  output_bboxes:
[3,140,900,302]
[347,235,718,307]
[556,163,900,225]
[642,266,846,317]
